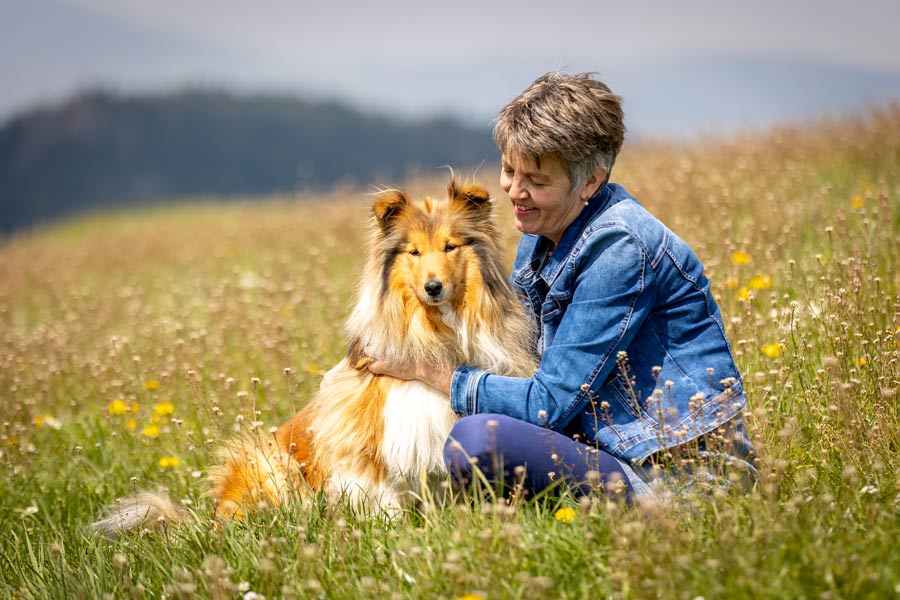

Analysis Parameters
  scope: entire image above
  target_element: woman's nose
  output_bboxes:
[508,176,529,200]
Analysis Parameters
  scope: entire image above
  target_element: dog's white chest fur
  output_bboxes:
[381,380,457,485]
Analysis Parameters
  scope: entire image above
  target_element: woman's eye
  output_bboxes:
[444,244,457,253]
[409,249,420,256]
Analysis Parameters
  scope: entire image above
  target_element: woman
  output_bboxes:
[369,72,755,500]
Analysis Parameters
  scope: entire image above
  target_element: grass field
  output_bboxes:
[2,105,899,599]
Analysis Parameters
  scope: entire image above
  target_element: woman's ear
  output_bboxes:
[581,166,608,201]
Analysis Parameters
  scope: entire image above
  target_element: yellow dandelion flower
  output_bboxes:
[456,595,487,600]
[856,357,868,367]
[32,416,44,427]
[143,379,160,391]
[107,399,129,415]
[724,276,739,289]
[127,418,137,430]
[143,424,160,438]
[851,194,864,209]
[158,456,180,468]
[748,274,772,290]
[736,287,750,301]
[307,363,320,374]
[761,343,781,358]
[130,402,140,413]
[154,401,175,417]
[731,250,751,265]
[554,506,577,523]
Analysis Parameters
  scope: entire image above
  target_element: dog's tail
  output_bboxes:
[207,433,306,520]
[92,414,315,536]
[91,491,194,538]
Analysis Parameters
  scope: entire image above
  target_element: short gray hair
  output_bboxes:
[494,71,626,191]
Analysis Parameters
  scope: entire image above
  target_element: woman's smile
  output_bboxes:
[513,202,536,215]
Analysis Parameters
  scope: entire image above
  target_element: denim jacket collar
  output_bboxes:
[524,184,619,288]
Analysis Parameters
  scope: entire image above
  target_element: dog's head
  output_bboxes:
[372,180,493,307]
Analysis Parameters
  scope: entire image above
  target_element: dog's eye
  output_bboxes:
[409,249,420,257]
[444,244,457,253]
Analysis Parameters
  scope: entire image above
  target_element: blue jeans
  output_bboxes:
[443,414,636,500]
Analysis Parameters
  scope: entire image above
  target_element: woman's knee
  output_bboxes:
[443,414,519,471]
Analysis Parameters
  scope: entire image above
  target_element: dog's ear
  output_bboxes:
[448,180,491,214]
[373,190,409,230]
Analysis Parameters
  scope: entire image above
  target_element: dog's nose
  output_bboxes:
[424,279,443,297]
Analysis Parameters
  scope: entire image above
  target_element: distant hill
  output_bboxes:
[0,90,497,235]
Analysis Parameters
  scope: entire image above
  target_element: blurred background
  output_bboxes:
[2,0,899,235]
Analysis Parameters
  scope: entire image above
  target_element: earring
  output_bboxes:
[583,198,589,206]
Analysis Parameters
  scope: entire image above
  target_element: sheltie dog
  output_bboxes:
[92,179,536,535]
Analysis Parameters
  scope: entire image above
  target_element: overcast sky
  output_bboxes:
[3,0,899,135]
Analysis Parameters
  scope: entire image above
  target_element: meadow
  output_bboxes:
[1,104,898,599]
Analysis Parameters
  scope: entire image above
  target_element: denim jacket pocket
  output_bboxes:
[596,376,665,452]
[539,295,568,352]
[540,294,568,322]
[603,376,655,426]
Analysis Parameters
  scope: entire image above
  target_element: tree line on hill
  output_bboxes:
[0,89,498,235]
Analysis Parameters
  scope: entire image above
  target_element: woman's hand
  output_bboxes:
[365,358,419,381]
[367,358,455,395]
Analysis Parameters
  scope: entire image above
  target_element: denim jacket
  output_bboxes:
[450,183,748,464]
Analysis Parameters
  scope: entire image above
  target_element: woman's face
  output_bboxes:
[500,153,602,245]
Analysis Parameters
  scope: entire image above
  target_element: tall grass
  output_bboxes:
[1,105,898,599]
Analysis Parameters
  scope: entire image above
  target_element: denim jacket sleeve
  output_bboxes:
[450,224,656,430]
